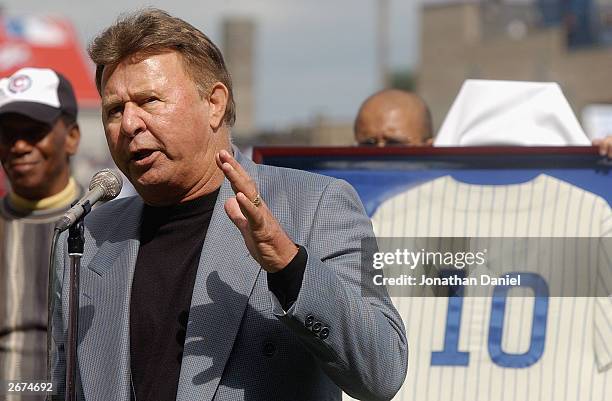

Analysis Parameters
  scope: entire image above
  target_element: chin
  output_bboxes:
[130,168,166,187]
[136,175,176,190]
[132,178,180,203]
[11,177,44,193]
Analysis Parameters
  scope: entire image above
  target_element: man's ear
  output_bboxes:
[65,124,81,156]
[425,137,434,146]
[208,82,229,131]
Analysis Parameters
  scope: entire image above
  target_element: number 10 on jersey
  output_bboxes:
[431,272,549,368]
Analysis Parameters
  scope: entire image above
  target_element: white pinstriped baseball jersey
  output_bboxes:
[344,174,612,401]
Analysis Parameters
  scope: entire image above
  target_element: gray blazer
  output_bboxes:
[50,150,407,401]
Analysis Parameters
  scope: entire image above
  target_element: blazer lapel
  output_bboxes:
[176,151,263,401]
[75,198,143,401]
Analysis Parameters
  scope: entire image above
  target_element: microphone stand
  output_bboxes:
[65,202,89,401]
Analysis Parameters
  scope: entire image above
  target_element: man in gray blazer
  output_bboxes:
[50,9,407,401]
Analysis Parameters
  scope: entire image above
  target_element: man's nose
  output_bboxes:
[120,102,146,138]
[9,138,34,154]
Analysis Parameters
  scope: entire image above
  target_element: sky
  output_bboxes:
[2,0,421,130]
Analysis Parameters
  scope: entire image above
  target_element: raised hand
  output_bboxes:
[215,150,298,273]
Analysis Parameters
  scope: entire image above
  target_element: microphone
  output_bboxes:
[54,169,123,232]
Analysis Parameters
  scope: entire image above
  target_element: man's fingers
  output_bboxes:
[218,149,248,177]
[593,136,612,158]
[219,149,251,183]
[217,150,259,199]
[236,192,265,227]
[603,138,612,158]
[215,151,224,169]
[224,197,249,232]
[600,140,612,158]
[218,159,242,190]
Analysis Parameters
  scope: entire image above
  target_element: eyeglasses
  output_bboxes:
[357,137,410,147]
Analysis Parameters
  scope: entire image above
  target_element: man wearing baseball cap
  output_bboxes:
[0,67,83,390]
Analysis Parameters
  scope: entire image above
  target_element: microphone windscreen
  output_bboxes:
[89,169,123,201]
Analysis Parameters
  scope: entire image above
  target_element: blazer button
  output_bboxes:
[319,327,330,340]
[263,342,276,357]
[312,322,322,333]
[305,315,314,328]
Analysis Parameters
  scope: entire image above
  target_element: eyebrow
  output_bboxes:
[102,90,159,110]
[102,98,122,112]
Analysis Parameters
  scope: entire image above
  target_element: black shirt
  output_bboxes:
[130,191,219,401]
[129,190,306,401]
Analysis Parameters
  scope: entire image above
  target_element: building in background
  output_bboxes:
[239,114,354,147]
[222,17,256,142]
[418,0,612,134]
[221,16,356,147]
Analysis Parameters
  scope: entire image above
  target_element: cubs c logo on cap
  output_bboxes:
[7,74,32,94]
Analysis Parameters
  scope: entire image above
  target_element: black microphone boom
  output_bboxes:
[54,169,123,232]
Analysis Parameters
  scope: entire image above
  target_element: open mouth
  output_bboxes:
[130,150,160,166]
[132,150,155,161]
